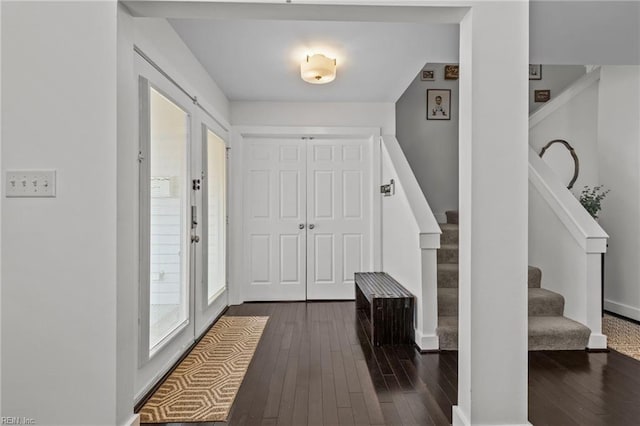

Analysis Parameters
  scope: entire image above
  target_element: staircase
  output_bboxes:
[436,211,592,350]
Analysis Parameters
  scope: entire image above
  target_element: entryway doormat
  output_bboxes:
[139,315,268,423]
[603,314,640,361]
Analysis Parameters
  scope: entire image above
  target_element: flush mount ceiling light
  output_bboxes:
[301,54,337,84]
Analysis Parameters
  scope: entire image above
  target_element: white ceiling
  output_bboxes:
[169,19,458,102]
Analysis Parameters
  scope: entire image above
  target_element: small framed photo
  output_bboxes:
[534,89,551,103]
[421,69,435,81]
[427,89,451,120]
[529,64,542,80]
[444,65,459,80]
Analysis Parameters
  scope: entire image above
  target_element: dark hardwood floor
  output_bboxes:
[142,301,640,426]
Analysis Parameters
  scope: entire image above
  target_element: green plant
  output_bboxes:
[579,185,610,219]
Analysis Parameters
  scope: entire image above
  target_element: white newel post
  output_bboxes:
[455,3,530,426]
[587,250,607,349]
[418,232,440,351]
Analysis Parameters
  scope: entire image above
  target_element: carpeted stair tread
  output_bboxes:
[436,264,541,290]
[437,263,459,288]
[437,244,459,264]
[436,316,459,351]
[529,316,591,350]
[438,288,458,316]
[439,223,459,244]
[434,210,588,351]
[437,316,591,351]
[445,210,459,225]
[437,288,565,317]
[528,288,564,316]
[528,266,542,288]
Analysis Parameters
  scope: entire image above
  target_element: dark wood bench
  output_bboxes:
[355,272,415,346]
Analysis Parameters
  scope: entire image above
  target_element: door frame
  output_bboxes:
[230,126,382,305]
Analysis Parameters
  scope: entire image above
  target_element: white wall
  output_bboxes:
[529,74,600,194]
[529,65,585,113]
[380,136,440,350]
[0,0,4,413]
[231,101,395,135]
[531,1,640,65]
[598,66,640,321]
[116,6,137,426]
[395,63,586,222]
[395,64,459,222]
[133,18,230,122]
[2,2,118,424]
[380,145,422,325]
[528,147,608,348]
[530,186,588,319]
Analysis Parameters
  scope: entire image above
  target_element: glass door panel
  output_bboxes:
[206,129,227,302]
[148,87,190,352]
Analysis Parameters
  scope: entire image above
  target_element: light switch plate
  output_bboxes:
[6,170,56,198]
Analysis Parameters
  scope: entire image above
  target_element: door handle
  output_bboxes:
[299,223,305,230]
[191,235,200,243]
[308,224,315,230]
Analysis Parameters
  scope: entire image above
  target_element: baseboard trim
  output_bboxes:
[120,414,140,426]
[414,330,439,351]
[588,332,607,350]
[604,299,640,322]
[605,309,640,326]
[452,406,469,426]
[453,406,532,426]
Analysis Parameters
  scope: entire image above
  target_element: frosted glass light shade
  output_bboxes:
[301,54,337,84]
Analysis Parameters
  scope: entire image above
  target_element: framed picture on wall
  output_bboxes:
[444,65,459,80]
[421,69,435,81]
[427,89,451,120]
[529,64,542,80]
[534,89,551,102]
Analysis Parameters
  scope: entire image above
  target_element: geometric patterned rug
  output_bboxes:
[139,316,268,423]
[603,314,640,361]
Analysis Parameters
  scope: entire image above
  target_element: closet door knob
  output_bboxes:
[308,224,315,230]
[299,223,305,230]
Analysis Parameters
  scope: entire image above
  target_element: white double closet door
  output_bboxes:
[244,136,372,300]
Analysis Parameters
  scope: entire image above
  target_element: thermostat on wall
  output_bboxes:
[5,170,56,198]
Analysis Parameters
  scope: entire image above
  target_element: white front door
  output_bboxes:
[243,136,372,301]
[135,54,229,401]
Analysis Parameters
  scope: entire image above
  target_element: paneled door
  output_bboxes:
[243,136,371,301]
[306,138,371,299]
[244,138,308,300]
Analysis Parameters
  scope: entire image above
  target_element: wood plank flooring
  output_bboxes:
[141,301,640,426]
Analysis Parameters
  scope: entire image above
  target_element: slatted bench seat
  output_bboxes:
[355,272,415,346]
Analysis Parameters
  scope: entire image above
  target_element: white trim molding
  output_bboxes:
[453,406,532,426]
[605,299,640,322]
[528,147,609,253]
[589,333,608,349]
[121,414,140,426]
[529,67,601,129]
[414,329,439,351]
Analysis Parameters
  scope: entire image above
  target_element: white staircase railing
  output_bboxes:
[380,135,441,350]
[528,67,609,348]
